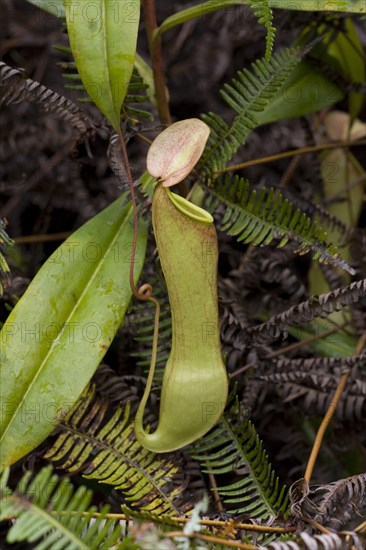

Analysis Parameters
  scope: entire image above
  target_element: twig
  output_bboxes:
[302,516,331,534]
[166,531,258,549]
[51,511,297,534]
[304,331,366,484]
[14,232,71,244]
[230,324,345,379]
[208,472,225,514]
[216,139,366,175]
[142,0,171,125]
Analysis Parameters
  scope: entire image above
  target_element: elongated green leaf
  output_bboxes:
[270,0,365,12]
[65,0,140,130]
[154,1,248,39]
[0,193,149,469]
[154,0,365,38]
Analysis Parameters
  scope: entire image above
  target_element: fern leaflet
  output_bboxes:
[58,49,154,123]
[249,0,276,60]
[0,465,123,549]
[199,48,302,176]
[205,175,352,272]
[191,398,288,519]
[43,383,190,516]
[0,61,95,138]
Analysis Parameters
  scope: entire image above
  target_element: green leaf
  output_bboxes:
[269,0,365,12]
[0,193,149,469]
[65,0,140,131]
[331,18,365,120]
[256,61,344,124]
[154,0,365,38]
[154,1,248,39]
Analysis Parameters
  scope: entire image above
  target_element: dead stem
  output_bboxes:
[216,139,366,175]
[304,331,366,484]
[142,0,171,125]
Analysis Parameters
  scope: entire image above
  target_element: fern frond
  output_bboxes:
[290,474,366,531]
[260,531,362,550]
[200,48,302,176]
[0,218,13,297]
[43,383,190,516]
[249,0,276,60]
[191,399,288,519]
[273,352,366,375]
[279,183,353,250]
[313,474,366,530]
[0,61,96,139]
[205,175,352,272]
[259,371,366,420]
[248,278,366,344]
[0,465,123,549]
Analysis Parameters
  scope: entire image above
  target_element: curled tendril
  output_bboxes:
[134,283,153,300]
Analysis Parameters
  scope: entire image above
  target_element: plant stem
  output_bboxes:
[117,129,160,426]
[166,531,258,549]
[53,511,297,534]
[14,232,71,244]
[208,472,225,514]
[117,130,141,298]
[302,517,331,534]
[230,324,345,379]
[304,331,366,484]
[217,139,366,175]
[142,0,172,125]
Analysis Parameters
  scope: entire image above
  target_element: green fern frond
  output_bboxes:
[0,218,13,296]
[205,175,354,273]
[43,383,189,516]
[249,0,276,60]
[0,465,123,549]
[191,398,288,520]
[200,48,302,176]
